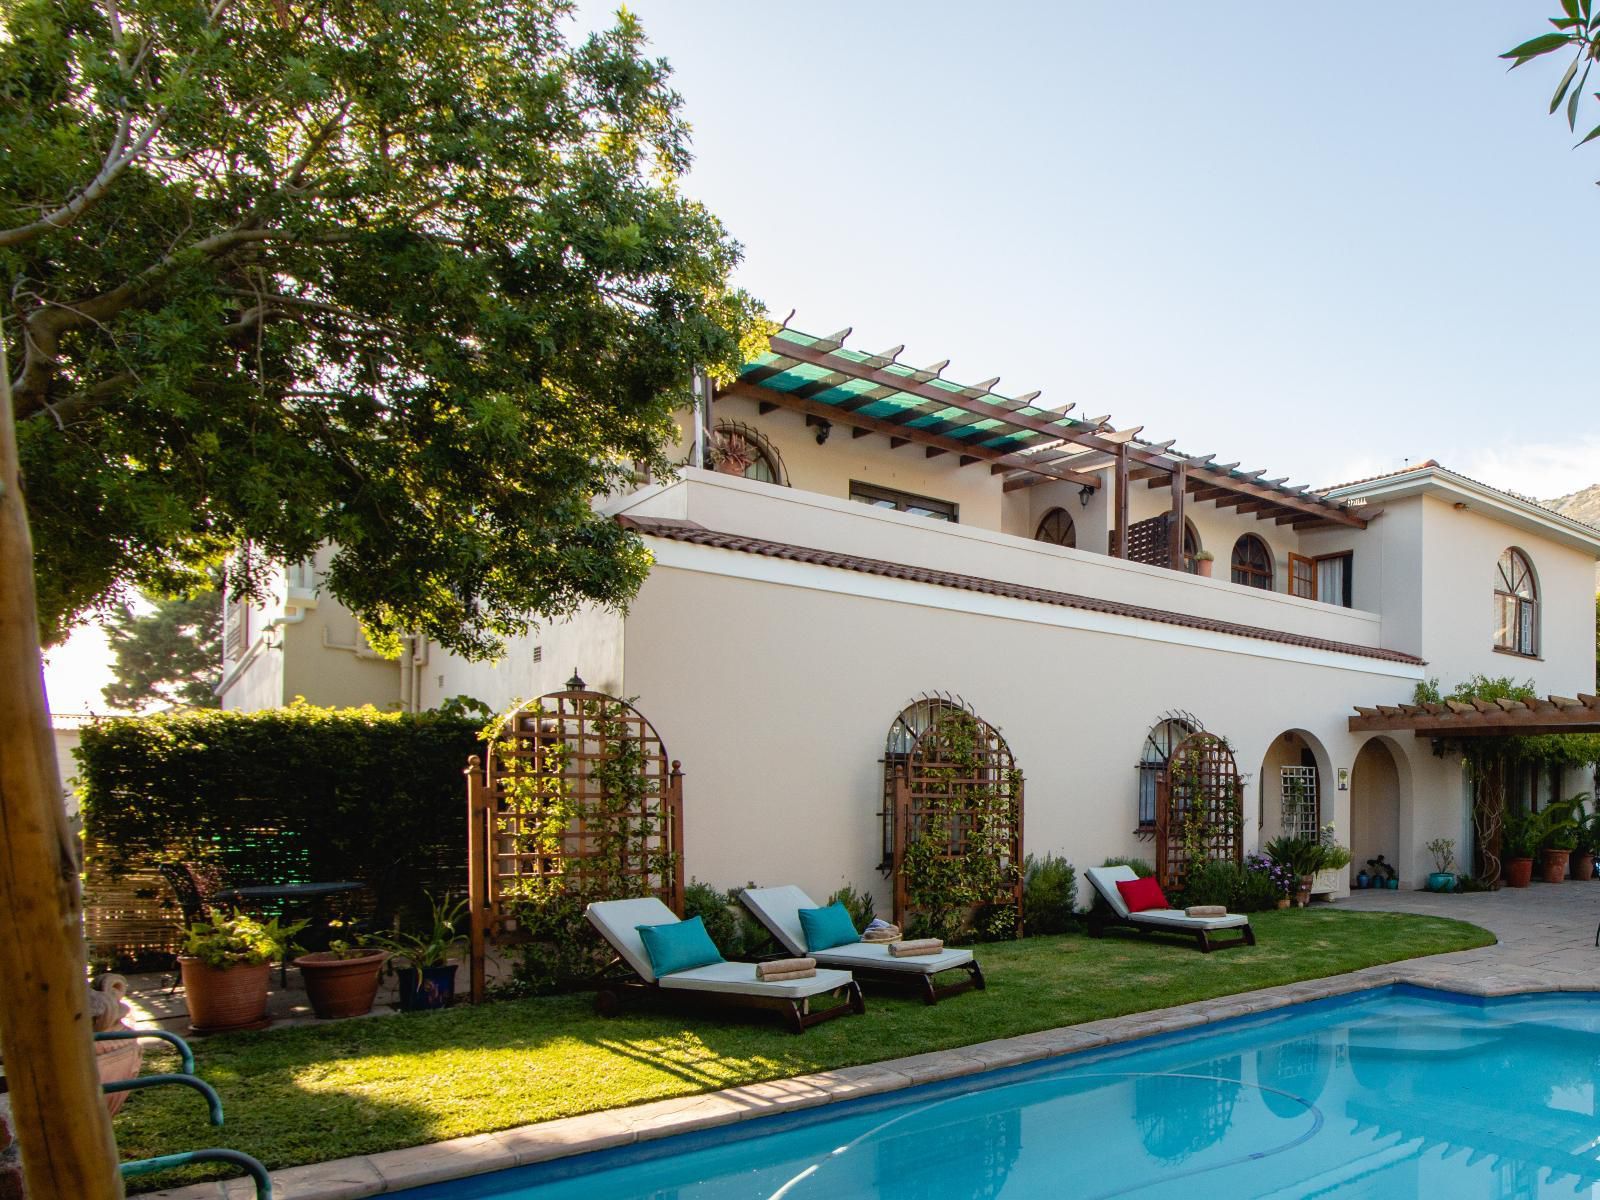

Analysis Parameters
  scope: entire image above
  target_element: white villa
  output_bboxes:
[218,325,1600,907]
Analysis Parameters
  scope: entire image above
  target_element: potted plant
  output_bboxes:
[372,894,467,1011]
[1265,835,1325,906]
[1365,855,1398,890]
[1312,824,1352,895]
[179,910,305,1034]
[1501,809,1537,888]
[1425,838,1458,893]
[1193,549,1216,578]
[294,921,388,1020]
[1534,794,1585,883]
[1573,797,1599,882]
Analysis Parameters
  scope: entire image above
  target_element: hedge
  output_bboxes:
[77,703,481,967]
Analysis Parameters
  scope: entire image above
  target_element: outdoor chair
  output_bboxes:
[740,885,985,1004]
[158,861,228,992]
[585,897,865,1034]
[1084,865,1256,953]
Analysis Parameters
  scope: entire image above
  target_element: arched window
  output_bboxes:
[1494,548,1538,656]
[1137,714,1199,829]
[1230,535,1273,590]
[710,421,788,486]
[1035,508,1076,548]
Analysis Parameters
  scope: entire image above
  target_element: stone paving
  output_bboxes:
[140,884,1600,1199]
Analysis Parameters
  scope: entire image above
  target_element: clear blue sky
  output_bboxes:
[574,1,1600,499]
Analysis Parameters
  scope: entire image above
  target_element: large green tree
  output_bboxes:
[2,0,764,655]
[102,586,221,710]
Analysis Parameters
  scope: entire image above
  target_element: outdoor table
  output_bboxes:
[213,881,367,983]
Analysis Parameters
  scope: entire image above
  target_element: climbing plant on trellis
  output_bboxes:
[1156,730,1243,891]
[466,684,682,1000]
[883,695,1024,941]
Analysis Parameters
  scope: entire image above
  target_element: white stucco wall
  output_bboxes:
[611,545,1429,913]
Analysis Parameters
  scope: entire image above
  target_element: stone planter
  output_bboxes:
[1310,868,1343,896]
[179,957,273,1033]
[1504,857,1534,888]
[1540,848,1572,885]
[296,950,388,1020]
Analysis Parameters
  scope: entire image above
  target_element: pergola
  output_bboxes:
[1349,693,1600,737]
[718,325,1367,570]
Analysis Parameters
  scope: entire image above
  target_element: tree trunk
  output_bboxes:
[0,323,124,1197]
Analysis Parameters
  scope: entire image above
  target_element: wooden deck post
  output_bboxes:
[1114,445,1129,560]
[466,755,488,1004]
[0,322,124,1198]
[1168,461,1188,571]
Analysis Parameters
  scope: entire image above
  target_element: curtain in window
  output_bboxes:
[1316,554,1346,606]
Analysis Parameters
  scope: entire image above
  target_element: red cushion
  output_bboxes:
[1116,876,1169,913]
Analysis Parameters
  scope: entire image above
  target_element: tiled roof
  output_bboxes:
[618,515,1426,667]
[1316,460,1440,493]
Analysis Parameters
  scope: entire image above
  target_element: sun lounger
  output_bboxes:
[739,886,985,1004]
[1083,865,1256,953]
[585,897,865,1033]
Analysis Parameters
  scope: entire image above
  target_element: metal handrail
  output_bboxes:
[120,1148,272,1198]
[94,1028,196,1074]
[102,1073,223,1126]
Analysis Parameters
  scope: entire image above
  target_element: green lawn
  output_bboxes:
[117,910,1493,1191]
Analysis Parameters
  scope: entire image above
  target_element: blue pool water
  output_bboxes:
[397,986,1600,1199]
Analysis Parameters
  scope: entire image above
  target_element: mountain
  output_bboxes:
[1546,484,1600,590]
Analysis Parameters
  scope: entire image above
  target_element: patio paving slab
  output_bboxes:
[138,882,1600,1200]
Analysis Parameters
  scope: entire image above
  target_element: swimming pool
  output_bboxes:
[396,986,1600,1199]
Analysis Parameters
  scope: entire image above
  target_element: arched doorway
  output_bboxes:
[1350,739,1402,886]
[1258,730,1330,845]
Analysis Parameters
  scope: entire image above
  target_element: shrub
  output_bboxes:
[1100,856,1154,877]
[182,911,305,969]
[684,879,744,958]
[1022,854,1077,934]
[1176,858,1241,909]
[77,702,482,967]
[827,883,879,933]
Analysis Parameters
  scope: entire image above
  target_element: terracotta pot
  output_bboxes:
[179,957,272,1033]
[1275,897,1291,910]
[1574,853,1596,882]
[1195,558,1214,578]
[296,951,388,1019]
[1504,857,1534,888]
[1540,848,1572,884]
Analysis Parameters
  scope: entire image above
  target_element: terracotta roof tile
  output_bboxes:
[618,515,1426,667]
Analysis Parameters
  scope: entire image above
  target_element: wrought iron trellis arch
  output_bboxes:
[466,684,683,1002]
[1156,730,1243,890]
[882,694,1024,935]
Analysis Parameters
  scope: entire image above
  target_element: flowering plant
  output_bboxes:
[1318,822,1353,871]
[1245,851,1296,898]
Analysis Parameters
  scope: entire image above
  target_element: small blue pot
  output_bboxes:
[1356,872,1370,889]
[397,963,458,1011]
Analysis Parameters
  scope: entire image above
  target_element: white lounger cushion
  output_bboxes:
[807,941,974,974]
[1084,865,1250,931]
[657,961,855,999]
[741,885,974,975]
[586,897,858,996]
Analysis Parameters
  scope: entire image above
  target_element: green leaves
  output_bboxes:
[3,0,763,655]
[1503,32,1576,65]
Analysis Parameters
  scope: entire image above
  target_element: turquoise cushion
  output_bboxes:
[799,902,860,952]
[635,916,723,977]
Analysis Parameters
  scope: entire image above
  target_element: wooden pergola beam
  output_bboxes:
[720,382,1102,487]
[1349,692,1600,736]
[765,335,1365,528]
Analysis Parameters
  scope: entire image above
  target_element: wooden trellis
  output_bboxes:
[883,696,1024,936]
[1155,730,1243,890]
[466,685,683,1002]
